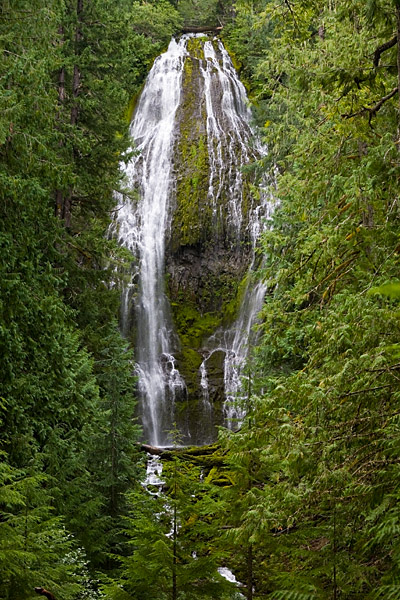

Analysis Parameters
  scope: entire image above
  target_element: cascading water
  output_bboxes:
[113,34,270,446]
[113,36,188,447]
[200,199,273,430]
[200,39,254,236]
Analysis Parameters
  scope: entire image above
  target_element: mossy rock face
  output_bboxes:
[171,298,220,399]
[170,40,211,251]
[202,349,226,405]
[172,300,221,349]
[125,88,142,124]
[167,34,254,314]
[163,35,259,431]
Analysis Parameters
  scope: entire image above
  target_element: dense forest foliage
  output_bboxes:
[1,0,400,599]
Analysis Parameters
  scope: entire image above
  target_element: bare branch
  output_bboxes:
[283,0,299,32]
[35,588,57,600]
[373,36,397,68]
[343,87,398,120]
[337,384,393,398]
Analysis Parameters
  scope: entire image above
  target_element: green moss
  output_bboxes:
[184,54,193,76]
[172,300,221,349]
[157,443,229,473]
[174,134,211,248]
[172,36,255,251]
[171,41,214,250]
[176,348,201,396]
[171,299,221,395]
[124,83,145,124]
[170,276,248,398]
[181,347,202,371]
[186,36,208,60]
[166,36,259,404]
[222,272,249,323]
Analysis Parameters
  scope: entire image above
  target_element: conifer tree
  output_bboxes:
[0,0,182,583]
[219,0,400,597]
[0,438,97,600]
[107,447,235,600]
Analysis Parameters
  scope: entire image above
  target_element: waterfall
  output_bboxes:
[113,34,269,446]
[143,455,165,496]
[200,39,254,236]
[221,199,273,428]
[113,36,188,447]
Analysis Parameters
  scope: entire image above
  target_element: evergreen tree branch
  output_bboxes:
[366,362,400,373]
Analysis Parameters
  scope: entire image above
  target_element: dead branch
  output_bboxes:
[338,384,393,399]
[343,87,398,120]
[373,36,397,68]
[35,588,56,600]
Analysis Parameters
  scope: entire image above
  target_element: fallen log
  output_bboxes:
[138,442,226,466]
[140,443,167,456]
[139,442,220,456]
[182,25,223,34]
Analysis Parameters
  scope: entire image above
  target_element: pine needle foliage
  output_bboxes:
[108,451,236,600]
[0,0,182,589]
[219,0,400,597]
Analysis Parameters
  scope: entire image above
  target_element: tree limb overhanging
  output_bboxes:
[343,87,398,120]
[373,36,397,68]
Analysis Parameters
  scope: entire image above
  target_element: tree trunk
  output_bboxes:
[70,62,81,126]
[110,394,118,517]
[172,468,177,600]
[64,0,84,228]
[58,64,66,104]
[333,507,337,600]
[396,5,400,141]
[172,502,177,600]
[246,544,253,600]
[71,0,83,127]
[55,26,65,219]
[138,442,221,458]
[181,25,222,34]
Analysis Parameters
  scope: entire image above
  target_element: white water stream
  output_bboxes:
[201,39,254,237]
[113,37,188,446]
[113,34,270,446]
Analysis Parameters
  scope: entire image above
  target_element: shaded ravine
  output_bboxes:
[113,34,269,446]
